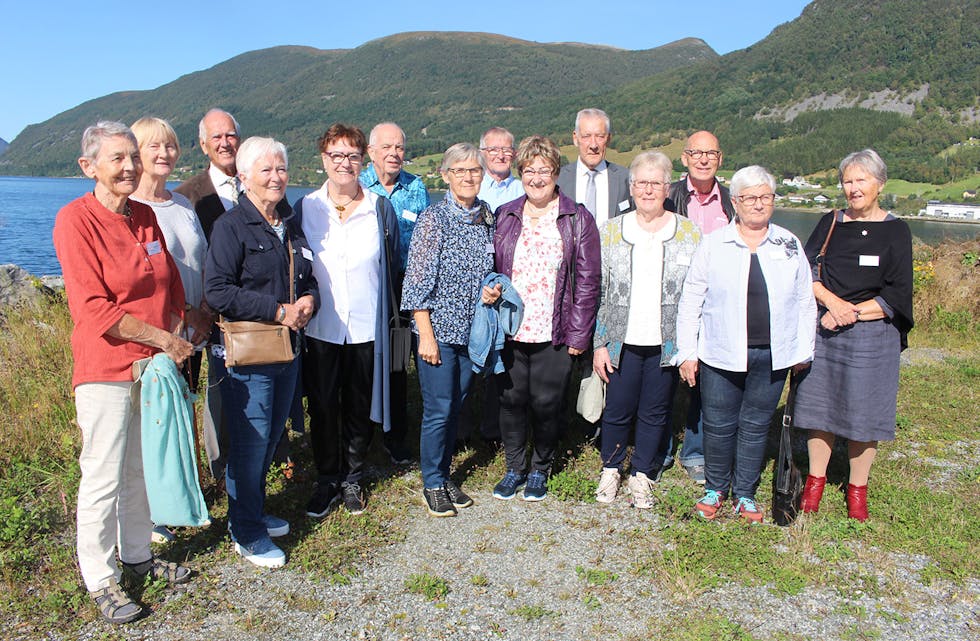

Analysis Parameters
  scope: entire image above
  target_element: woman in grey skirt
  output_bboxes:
[795,149,913,522]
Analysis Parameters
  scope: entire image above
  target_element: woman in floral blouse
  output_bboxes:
[402,143,500,517]
[490,135,601,502]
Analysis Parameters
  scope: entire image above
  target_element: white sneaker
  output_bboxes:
[151,525,174,544]
[627,472,654,509]
[234,538,286,568]
[595,467,621,503]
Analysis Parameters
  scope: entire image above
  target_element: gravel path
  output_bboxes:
[66,472,978,641]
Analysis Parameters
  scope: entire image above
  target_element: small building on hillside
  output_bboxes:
[925,202,980,220]
[963,190,977,199]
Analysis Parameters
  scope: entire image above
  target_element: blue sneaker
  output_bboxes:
[234,537,285,568]
[523,470,548,502]
[262,514,289,538]
[493,470,527,500]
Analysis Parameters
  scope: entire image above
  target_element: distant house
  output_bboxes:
[782,176,821,189]
[925,202,980,220]
[963,190,977,199]
[787,195,809,204]
[812,194,830,203]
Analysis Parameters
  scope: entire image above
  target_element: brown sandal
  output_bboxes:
[91,579,143,624]
[122,557,192,585]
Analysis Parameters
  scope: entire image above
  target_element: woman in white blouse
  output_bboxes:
[294,124,399,518]
[676,165,816,524]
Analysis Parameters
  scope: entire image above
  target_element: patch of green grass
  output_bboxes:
[469,574,489,587]
[655,610,764,641]
[509,604,559,621]
[547,468,597,502]
[575,565,618,586]
[404,573,450,600]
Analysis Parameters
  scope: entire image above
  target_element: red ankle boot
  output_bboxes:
[846,484,868,522]
[800,475,827,513]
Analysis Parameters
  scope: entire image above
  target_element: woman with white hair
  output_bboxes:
[676,165,816,524]
[53,121,194,623]
[205,136,319,567]
[795,149,913,522]
[592,151,700,508]
[401,142,500,518]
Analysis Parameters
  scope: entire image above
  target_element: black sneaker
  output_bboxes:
[492,470,527,500]
[422,486,457,517]
[522,470,548,502]
[341,482,366,515]
[444,479,473,508]
[305,482,340,518]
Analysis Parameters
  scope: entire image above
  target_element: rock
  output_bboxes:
[0,264,57,309]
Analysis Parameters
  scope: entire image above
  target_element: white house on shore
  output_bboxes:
[923,202,980,220]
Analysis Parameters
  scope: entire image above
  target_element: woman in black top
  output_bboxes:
[794,149,913,522]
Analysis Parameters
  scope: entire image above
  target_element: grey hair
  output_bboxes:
[369,122,406,146]
[629,151,673,184]
[236,136,288,180]
[729,165,777,197]
[479,126,514,149]
[197,108,241,143]
[839,149,887,186]
[80,121,137,162]
[440,142,485,173]
[574,108,611,135]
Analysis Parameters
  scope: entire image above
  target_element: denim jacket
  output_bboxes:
[468,272,524,376]
[494,190,601,351]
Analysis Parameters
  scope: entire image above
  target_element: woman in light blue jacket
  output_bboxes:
[676,165,816,524]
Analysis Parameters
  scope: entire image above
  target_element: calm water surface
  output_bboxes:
[1,176,976,276]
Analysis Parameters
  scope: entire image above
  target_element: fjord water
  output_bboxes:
[1,176,976,276]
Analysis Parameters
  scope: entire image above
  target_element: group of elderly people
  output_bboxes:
[55,108,912,622]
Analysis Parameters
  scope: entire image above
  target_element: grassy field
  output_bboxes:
[1,239,978,637]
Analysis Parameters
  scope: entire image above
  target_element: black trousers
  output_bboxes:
[496,341,573,474]
[304,337,374,484]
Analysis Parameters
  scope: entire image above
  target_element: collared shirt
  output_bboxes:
[683,177,729,235]
[574,158,610,226]
[676,220,816,372]
[479,173,525,212]
[300,185,381,345]
[360,164,430,271]
[208,163,239,212]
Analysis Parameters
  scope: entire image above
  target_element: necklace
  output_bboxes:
[328,188,359,212]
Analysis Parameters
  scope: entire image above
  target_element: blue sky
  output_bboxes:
[0,0,811,141]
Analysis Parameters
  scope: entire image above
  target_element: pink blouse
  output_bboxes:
[511,207,563,343]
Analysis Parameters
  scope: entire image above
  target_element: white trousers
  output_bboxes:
[74,381,152,591]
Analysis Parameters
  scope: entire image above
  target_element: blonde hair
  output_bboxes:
[131,117,180,158]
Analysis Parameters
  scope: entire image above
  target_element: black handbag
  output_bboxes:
[772,373,803,526]
[379,201,412,373]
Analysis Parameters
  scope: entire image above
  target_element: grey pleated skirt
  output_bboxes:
[794,318,901,442]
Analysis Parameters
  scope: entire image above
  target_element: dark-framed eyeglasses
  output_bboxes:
[324,151,364,165]
[684,149,721,160]
[522,167,555,177]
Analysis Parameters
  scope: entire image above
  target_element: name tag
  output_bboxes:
[676,254,691,266]
[859,255,880,267]
[402,210,418,222]
[301,247,313,261]
[485,243,495,254]
[618,199,630,212]
[769,247,789,261]
[145,240,162,256]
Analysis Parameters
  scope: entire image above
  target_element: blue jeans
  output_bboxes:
[416,341,474,488]
[700,348,788,500]
[601,345,678,476]
[221,358,298,546]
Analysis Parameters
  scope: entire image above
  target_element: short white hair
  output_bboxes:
[236,136,288,180]
[198,109,240,143]
[629,151,673,184]
[369,122,406,146]
[479,127,515,149]
[574,108,611,135]
[729,165,776,197]
[440,142,484,172]
[80,121,137,162]
[839,149,887,186]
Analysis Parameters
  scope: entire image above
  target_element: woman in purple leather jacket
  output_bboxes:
[490,135,601,502]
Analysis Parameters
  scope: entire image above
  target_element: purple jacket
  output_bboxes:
[494,190,601,351]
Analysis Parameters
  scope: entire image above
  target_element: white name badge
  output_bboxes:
[485,243,495,254]
[859,255,880,267]
[618,199,631,212]
[769,247,789,260]
[402,210,418,222]
[145,240,162,256]
[676,254,691,266]
[301,247,313,261]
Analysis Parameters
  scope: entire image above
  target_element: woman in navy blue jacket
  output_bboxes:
[205,137,319,568]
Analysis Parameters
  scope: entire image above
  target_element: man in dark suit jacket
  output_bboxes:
[556,108,631,227]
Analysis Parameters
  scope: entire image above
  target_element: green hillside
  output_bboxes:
[0,34,714,176]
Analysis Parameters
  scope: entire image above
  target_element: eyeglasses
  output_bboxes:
[684,149,721,160]
[324,151,363,164]
[522,167,555,177]
[445,167,483,177]
[736,193,776,206]
[480,146,515,156]
[631,180,667,191]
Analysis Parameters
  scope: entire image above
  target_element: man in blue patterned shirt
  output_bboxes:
[360,122,430,464]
